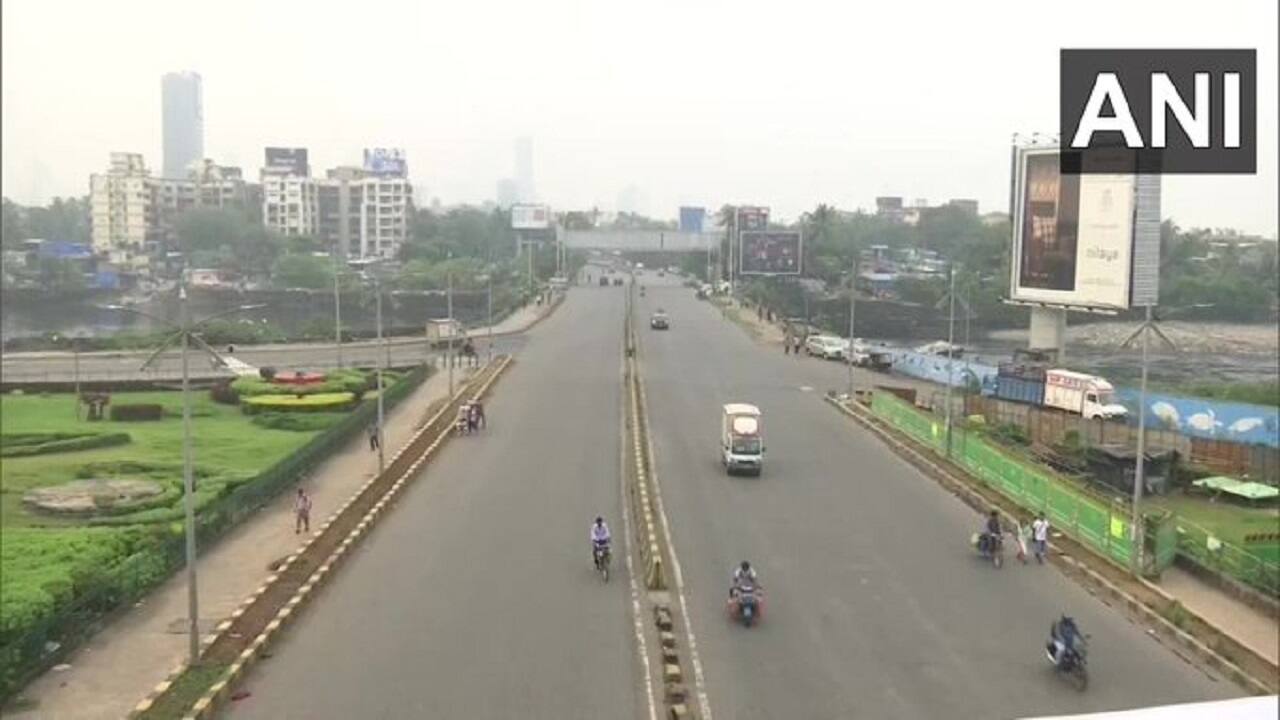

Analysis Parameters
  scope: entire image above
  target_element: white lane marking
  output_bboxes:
[620,352,659,720]
[799,385,814,393]
[638,374,713,720]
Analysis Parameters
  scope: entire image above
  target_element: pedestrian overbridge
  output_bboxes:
[559,229,719,252]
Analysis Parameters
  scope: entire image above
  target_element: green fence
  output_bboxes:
[870,392,1136,568]
[0,366,429,703]
[869,392,1279,595]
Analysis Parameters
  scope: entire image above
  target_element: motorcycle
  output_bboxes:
[593,541,611,583]
[726,584,765,627]
[1046,634,1089,691]
[454,404,472,436]
[972,531,1004,568]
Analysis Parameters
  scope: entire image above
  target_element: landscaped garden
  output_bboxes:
[0,365,420,700]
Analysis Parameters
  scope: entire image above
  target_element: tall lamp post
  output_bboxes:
[102,282,264,665]
[333,258,344,369]
[846,254,858,399]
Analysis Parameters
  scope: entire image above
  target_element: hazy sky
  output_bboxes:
[3,0,1276,235]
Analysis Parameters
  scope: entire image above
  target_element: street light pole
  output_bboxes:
[1130,304,1153,576]
[99,294,264,667]
[179,280,199,664]
[334,262,343,369]
[944,265,957,459]
[374,276,385,475]
[487,273,494,362]
[447,271,454,398]
[846,254,858,399]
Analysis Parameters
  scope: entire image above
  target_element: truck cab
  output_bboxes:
[1044,370,1129,420]
[722,403,764,476]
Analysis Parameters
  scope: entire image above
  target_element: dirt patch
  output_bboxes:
[23,478,164,514]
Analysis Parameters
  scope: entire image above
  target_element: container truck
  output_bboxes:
[991,365,1127,420]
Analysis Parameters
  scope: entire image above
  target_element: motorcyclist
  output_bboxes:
[730,560,759,598]
[1047,615,1082,666]
[981,510,1002,553]
[590,516,612,563]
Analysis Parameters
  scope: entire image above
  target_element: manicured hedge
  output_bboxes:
[230,370,369,399]
[240,392,357,414]
[109,404,165,422]
[0,432,131,458]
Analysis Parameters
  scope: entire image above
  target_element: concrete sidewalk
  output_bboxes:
[4,298,558,720]
[715,293,1280,671]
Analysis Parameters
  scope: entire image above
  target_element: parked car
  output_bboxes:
[804,335,849,360]
[650,310,670,329]
[613,277,624,286]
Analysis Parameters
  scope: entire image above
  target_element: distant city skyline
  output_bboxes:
[2,1,1276,235]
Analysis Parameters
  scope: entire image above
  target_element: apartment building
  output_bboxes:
[89,152,155,269]
[358,175,412,259]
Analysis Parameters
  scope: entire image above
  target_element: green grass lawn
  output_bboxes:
[1,391,335,529]
[1151,491,1280,547]
[0,390,339,674]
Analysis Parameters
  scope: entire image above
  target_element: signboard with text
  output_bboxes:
[739,230,802,275]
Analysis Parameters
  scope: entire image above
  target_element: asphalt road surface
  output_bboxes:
[224,274,1237,719]
[635,277,1238,719]
[227,284,643,719]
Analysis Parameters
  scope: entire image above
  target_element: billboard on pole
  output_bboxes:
[679,206,706,233]
[735,206,769,232]
[511,204,551,230]
[1009,146,1158,310]
[740,231,802,275]
[264,147,309,176]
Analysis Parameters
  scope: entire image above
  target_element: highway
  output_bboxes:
[224,276,1237,719]
[636,278,1236,718]
[227,282,643,719]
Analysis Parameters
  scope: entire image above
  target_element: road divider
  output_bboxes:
[825,391,1277,696]
[624,289,709,720]
[129,356,514,720]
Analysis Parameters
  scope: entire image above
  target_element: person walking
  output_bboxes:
[294,487,312,534]
[368,422,380,452]
[1031,513,1050,563]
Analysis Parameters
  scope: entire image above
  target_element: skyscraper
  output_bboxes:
[514,136,534,202]
[161,71,204,179]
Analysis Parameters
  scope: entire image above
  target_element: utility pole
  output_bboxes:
[846,254,858,399]
[944,265,957,458]
[333,261,343,369]
[374,275,385,475]
[1131,304,1153,576]
[487,273,494,362]
[179,278,198,664]
[72,340,81,420]
[447,270,454,398]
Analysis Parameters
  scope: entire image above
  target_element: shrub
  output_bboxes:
[231,370,369,400]
[0,432,131,458]
[250,412,346,432]
[109,404,164,422]
[209,380,239,405]
[240,392,356,415]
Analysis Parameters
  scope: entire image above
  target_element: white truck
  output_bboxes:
[722,403,764,476]
[1042,369,1129,420]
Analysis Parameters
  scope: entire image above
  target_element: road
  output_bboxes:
[227,283,644,719]
[635,277,1238,718]
[224,275,1238,719]
[0,332,530,383]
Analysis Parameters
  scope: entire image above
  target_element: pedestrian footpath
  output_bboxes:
[4,299,556,720]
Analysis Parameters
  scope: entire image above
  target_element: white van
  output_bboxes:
[722,403,764,476]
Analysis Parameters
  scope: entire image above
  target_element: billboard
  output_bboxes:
[264,147,309,176]
[736,206,769,232]
[740,231,802,275]
[511,204,551,230]
[1009,146,1159,310]
[679,206,706,233]
[363,148,408,178]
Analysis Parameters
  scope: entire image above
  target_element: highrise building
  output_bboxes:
[496,178,519,208]
[260,148,318,238]
[90,153,156,269]
[514,137,534,202]
[161,72,204,179]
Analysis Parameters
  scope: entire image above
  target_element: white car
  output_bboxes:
[804,335,848,360]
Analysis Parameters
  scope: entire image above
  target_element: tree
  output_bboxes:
[271,253,332,289]
[177,208,282,275]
